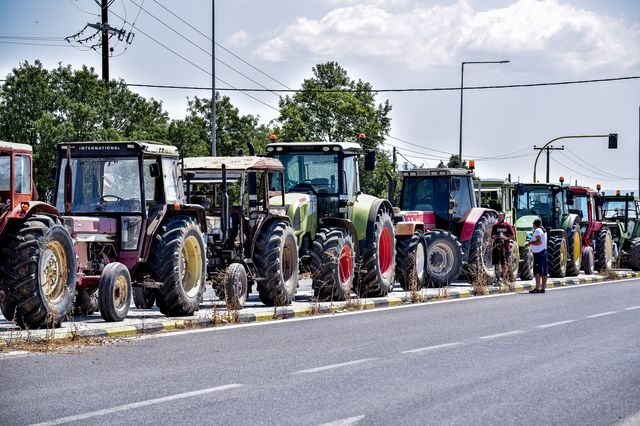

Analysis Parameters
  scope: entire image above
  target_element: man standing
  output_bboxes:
[491,212,515,283]
[528,219,548,293]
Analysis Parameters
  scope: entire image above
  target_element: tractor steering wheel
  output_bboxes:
[100,194,125,204]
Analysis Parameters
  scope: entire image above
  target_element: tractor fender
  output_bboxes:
[591,221,605,233]
[283,192,318,243]
[361,197,393,251]
[458,207,496,243]
[548,229,567,239]
[395,220,424,237]
[0,201,62,235]
[319,217,360,256]
[562,213,581,235]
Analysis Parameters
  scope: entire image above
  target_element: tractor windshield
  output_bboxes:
[55,157,143,213]
[277,152,339,194]
[400,176,449,218]
[515,185,566,227]
[603,199,637,219]
[569,194,589,222]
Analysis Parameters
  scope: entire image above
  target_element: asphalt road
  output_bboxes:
[2,279,640,425]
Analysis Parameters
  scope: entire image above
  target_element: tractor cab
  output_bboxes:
[513,183,569,230]
[602,192,640,267]
[566,186,603,239]
[0,141,35,226]
[399,168,476,233]
[474,178,516,224]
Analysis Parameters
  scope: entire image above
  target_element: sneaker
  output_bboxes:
[540,289,545,293]
[529,289,541,293]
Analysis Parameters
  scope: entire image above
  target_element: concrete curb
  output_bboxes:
[2,272,639,348]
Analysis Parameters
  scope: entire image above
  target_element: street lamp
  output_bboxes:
[458,60,509,162]
[532,134,618,183]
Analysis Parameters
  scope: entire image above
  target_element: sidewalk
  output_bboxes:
[1,271,638,348]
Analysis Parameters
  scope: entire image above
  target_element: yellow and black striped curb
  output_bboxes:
[2,272,639,348]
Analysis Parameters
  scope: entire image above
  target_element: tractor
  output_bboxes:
[265,136,395,301]
[183,154,299,308]
[513,180,582,278]
[53,141,207,322]
[602,191,640,269]
[565,185,613,273]
[0,141,77,329]
[475,178,531,281]
[392,167,498,288]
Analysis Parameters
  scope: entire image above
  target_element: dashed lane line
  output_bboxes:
[402,342,464,354]
[318,415,366,426]
[293,358,377,374]
[586,311,618,318]
[536,320,576,329]
[625,306,640,311]
[31,384,244,426]
[478,330,523,340]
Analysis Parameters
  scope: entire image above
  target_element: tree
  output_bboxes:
[275,61,395,197]
[445,154,468,169]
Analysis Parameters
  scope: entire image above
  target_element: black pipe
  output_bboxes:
[221,164,229,242]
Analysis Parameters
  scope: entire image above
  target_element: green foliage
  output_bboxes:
[445,155,468,169]
[275,61,395,197]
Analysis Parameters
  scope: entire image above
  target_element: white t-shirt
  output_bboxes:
[531,228,547,253]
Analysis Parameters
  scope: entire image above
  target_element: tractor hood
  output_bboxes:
[515,215,539,231]
[399,211,436,230]
[269,192,318,233]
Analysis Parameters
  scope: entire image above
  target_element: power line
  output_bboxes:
[550,157,637,182]
[0,40,79,48]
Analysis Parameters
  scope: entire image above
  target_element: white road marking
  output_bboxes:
[319,415,366,426]
[479,330,523,340]
[402,342,464,354]
[0,350,29,359]
[294,358,376,374]
[625,305,640,311]
[537,320,576,329]
[586,311,617,318]
[30,384,243,426]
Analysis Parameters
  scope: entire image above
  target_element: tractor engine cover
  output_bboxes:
[63,217,118,242]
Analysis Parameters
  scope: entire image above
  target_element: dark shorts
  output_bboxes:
[492,247,511,266]
[533,250,548,276]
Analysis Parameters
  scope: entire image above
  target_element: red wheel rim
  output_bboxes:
[339,245,353,285]
[378,226,393,278]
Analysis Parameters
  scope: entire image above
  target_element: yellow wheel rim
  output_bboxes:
[113,274,129,309]
[40,240,68,305]
[180,235,203,297]
[560,239,567,267]
[573,232,581,263]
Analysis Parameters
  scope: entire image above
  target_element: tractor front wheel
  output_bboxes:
[582,246,595,275]
[629,238,640,271]
[224,263,248,309]
[254,220,298,306]
[518,246,534,281]
[396,231,426,291]
[424,230,464,288]
[595,228,614,272]
[357,210,396,297]
[310,228,354,301]
[547,234,568,278]
[98,262,132,322]
[0,215,76,329]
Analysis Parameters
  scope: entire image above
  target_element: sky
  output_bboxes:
[1,0,639,191]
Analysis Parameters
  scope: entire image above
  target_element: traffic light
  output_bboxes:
[608,133,618,149]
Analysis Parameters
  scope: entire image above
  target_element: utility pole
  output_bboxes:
[392,146,397,171]
[101,0,109,82]
[533,145,564,183]
[211,1,216,156]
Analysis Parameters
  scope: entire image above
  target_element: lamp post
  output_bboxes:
[532,134,618,183]
[458,60,509,162]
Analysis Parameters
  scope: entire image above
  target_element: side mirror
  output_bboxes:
[149,163,161,178]
[364,150,376,171]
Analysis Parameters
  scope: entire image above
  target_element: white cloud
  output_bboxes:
[255,0,640,73]
[225,30,251,48]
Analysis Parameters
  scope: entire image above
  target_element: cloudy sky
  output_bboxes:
[1,0,639,190]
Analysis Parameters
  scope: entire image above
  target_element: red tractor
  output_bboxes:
[393,167,498,288]
[566,185,613,273]
[0,141,77,329]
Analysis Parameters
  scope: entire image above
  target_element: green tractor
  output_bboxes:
[513,181,582,278]
[266,137,395,301]
[475,178,528,281]
[602,192,640,269]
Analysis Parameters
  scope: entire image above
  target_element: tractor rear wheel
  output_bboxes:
[74,288,99,315]
[98,262,132,322]
[518,246,534,281]
[0,214,76,329]
[424,230,463,288]
[357,210,396,297]
[547,234,568,278]
[150,216,206,317]
[310,228,354,301]
[582,246,595,274]
[224,263,248,309]
[254,220,298,306]
[565,224,582,276]
[133,287,155,309]
[629,238,640,271]
[466,213,498,285]
[396,231,426,291]
[595,228,614,272]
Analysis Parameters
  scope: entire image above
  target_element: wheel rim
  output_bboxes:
[40,240,68,305]
[604,233,613,264]
[378,226,393,278]
[180,235,203,297]
[560,239,567,272]
[281,237,296,288]
[338,244,353,285]
[415,242,425,282]
[113,274,129,311]
[428,242,454,277]
[573,232,581,264]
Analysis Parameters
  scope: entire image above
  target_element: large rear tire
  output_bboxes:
[424,230,464,288]
[518,246,534,280]
[149,216,206,317]
[0,214,76,329]
[254,220,298,306]
[565,224,582,276]
[357,210,396,297]
[98,262,132,322]
[595,227,614,272]
[396,231,426,291]
[133,287,155,309]
[629,238,640,271]
[310,228,354,301]
[547,234,567,278]
[466,212,498,285]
